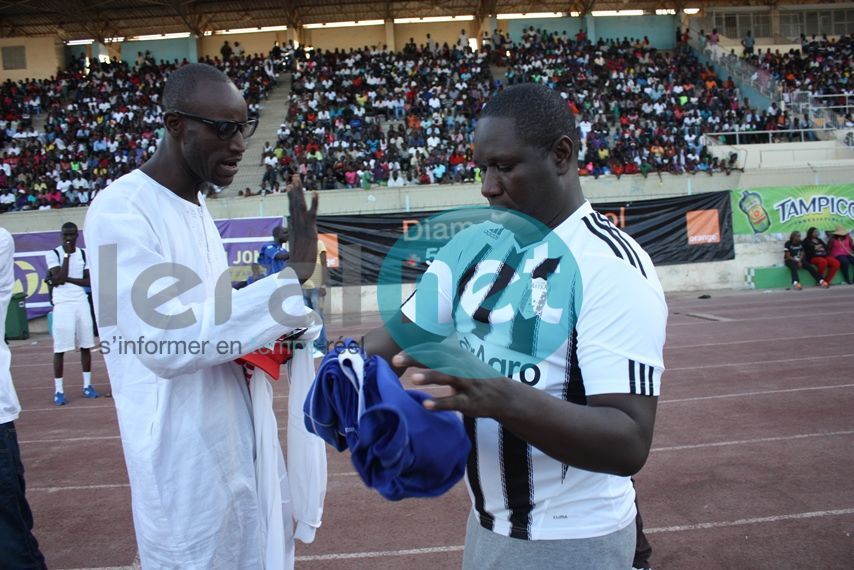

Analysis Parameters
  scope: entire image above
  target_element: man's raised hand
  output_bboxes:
[286,174,319,283]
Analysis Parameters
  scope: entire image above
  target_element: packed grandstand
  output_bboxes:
[0,26,851,212]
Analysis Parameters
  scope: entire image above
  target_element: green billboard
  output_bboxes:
[731,185,854,236]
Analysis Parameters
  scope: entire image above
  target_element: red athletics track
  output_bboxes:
[7,285,854,569]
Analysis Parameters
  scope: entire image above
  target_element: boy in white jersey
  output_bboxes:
[47,222,97,406]
[365,84,667,568]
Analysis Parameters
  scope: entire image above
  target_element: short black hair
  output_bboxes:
[162,63,232,112]
[480,83,577,153]
[61,222,77,232]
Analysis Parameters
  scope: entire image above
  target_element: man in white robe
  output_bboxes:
[85,63,322,569]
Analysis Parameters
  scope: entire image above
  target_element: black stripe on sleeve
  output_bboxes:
[647,364,655,396]
[629,359,637,394]
[581,216,623,259]
[464,416,494,530]
[638,363,647,395]
[592,213,648,279]
[500,426,533,540]
[590,214,646,278]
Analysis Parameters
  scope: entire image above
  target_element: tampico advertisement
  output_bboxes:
[731,185,854,236]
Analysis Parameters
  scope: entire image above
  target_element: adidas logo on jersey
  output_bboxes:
[484,226,503,240]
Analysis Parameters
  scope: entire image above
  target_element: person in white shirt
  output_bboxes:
[47,222,97,406]
[387,170,406,187]
[56,174,72,195]
[365,84,666,568]
[84,63,324,569]
[458,28,469,49]
[0,228,47,568]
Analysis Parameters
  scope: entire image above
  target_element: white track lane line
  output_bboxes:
[20,435,120,444]
[55,508,854,566]
[29,473,360,493]
[668,309,854,326]
[645,508,854,533]
[667,331,854,349]
[651,430,854,452]
[293,508,854,561]
[32,433,851,493]
[667,353,854,370]
[296,545,465,562]
[659,383,854,404]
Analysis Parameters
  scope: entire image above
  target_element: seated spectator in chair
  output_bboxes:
[784,231,823,289]
[803,226,838,287]
[827,226,854,285]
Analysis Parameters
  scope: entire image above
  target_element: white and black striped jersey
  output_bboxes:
[402,201,667,540]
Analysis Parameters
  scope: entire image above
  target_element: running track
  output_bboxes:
[8,286,854,568]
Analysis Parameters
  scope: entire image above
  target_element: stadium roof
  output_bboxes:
[0,0,844,42]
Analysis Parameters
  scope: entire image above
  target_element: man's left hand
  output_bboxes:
[392,344,515,418]
[285,174,318,283]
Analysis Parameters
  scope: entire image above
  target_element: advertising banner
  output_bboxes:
[11,216,282,320]
[597,190,734,266]
[731,185,854,236]
[317,191,735,285]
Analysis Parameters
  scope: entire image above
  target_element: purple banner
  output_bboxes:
[217,216,282,283]
[11,231,68,320]
[11,216,282,320]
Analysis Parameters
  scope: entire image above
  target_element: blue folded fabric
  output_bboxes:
[304,341,470,500]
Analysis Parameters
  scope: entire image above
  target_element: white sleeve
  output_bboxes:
[0,230,13,314]
[286,339,327,543]
[576,258,667,397]
[46,247,60,271]
[85,203,308,378]
[400,257,455,337]
[400,229,476,338]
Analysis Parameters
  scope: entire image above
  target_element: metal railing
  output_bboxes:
[704,127,834,145]
[685,22,785,101]
[788,92,853,130]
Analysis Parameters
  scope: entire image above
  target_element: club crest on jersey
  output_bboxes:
[530,277,548,316]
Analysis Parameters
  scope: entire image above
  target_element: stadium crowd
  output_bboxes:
[1,28,850,207]
[262,37,494,191]
[0,50,275,212]
[754,33,852,126]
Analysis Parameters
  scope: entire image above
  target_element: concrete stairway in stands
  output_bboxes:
[216,72,292,198]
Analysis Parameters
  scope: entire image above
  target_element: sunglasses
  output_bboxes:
[173,110,258,140]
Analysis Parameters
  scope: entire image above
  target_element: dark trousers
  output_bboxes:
[785,258,821,284]
[0,421,47,569]
[836,255,854,284]
[633,501,652,568]
[632,477,652,568]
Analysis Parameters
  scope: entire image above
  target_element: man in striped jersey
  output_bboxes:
[365,83,667,568]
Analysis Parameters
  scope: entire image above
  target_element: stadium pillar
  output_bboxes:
[385,19,396,51]
[585,14,597,43]
[287,26,303,47]
[187,36,199,63]
[770,5,781,40]
[477,16,495,48]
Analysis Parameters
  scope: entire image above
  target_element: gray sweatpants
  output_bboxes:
[462,512,636,569]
